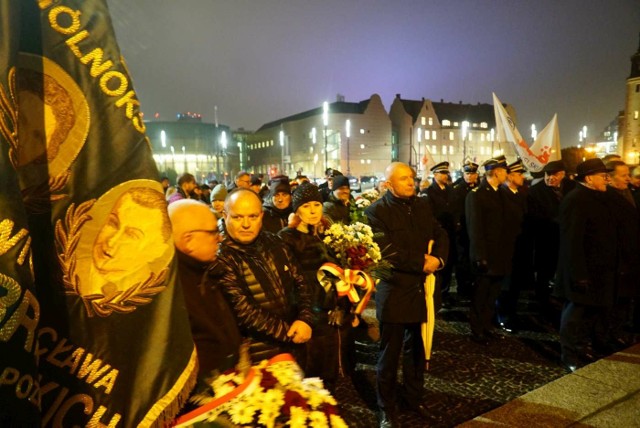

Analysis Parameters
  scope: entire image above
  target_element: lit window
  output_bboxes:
[360,144,365,149]
[428,118,433,126]
[431,130,436,140]
[425,132,430,141]
[421,117,426,125]
[449,145,454,154]
[270,140,274,146]
[360,129,365,134]
[441,146,446,155]
[453,122,459,127]
[480,147,485,155]
[432,145,437,153]
[367,159,371,164]
[635,111,639,120]
[481,134,485,142]
[469,133,473,141]
[472,123,478,128]
[360,159,365,164]
[449,131,454,140]
[442,120,451,127]
[480,122,488,128]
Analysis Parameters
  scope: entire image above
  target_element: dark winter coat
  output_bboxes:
[323,193,351,224]
[465,179,515,276]
[212,231,314,361]
[365,191,449,323]
[177,250,242,377]
[262,202,292,234]
[555,184,617,306]
[527,180,564,271]
[421,180,456,233]
[607,187,640,299]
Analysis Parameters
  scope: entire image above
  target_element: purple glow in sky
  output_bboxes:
[108,0,639,147]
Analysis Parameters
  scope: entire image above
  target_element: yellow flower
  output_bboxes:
[289,406,309,428]
[330,414,349,428]
[228,403,257,425]
[308,410,329,428]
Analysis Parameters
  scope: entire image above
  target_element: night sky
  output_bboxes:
[107,0,639,148]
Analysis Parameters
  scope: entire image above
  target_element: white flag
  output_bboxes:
[493,93,559,172]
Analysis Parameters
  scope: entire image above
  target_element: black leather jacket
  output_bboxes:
[210,231,314,362]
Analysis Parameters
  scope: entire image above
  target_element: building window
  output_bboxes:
[480,122,488,128]
[431,130,437,140]
[453,122,459,127]
[442,119,451,127]
[432,145,436,153]
[428,117,433,126]
[441,145,446,155]
[472,123,478,128]
[360,129,365,134]
[421,117,426,125]
[449,131,454,140]
[481,133,485,142]
[425,131,431,140]
[449,145,454,154]
[635,110,639,120]
[469,133,473,141]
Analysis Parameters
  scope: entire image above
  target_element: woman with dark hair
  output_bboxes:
[278,182,354,392]
[262,178,292,233]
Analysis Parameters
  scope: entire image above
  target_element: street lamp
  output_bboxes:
[531,124,537,141]
[279,129,285,174]
[221,131,227,176]
[182,146,186,173]
[323,101,329,172]
[346,119,351,176]
[161,130,166,148]
[461,121,469,162]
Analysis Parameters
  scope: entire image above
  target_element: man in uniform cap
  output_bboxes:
[555,158,616,372]
[420,161,456,309]
[496,159,529,332]
[465,156,517,344]
[527,159,566,319]
[451,161,479,299]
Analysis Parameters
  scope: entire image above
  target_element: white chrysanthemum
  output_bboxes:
[228,403,257,425]
[301,377,325,391]
[308,410,329,428]
[289,406,309,428]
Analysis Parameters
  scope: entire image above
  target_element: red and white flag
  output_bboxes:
[493,93,561,172]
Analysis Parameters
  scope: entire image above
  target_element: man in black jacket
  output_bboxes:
[465,156,515,345]
[421,161,456,309]
[527,160,566,311]
[212,188,314,363]
[365,162,448,427]
[168,199,241,377]
[556,159,617,372]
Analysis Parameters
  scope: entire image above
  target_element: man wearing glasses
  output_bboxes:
[421,161,456,309]
[556,158,616,373]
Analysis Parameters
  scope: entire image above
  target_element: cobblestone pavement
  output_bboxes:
[332,289,638,428]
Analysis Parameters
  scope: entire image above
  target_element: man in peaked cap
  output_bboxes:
[465,156,517,345]
[527,159,566,320]
[495,159,529,333]
[420,161,456,309]
[451,161,479,299]
[555,158,617,372]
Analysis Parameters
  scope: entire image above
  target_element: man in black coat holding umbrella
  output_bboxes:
[556,158,617,372]
[366,162,448,427]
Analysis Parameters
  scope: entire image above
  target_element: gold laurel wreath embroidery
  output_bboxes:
[55,200,168,318]
[1,67,70,212]
[0,68,18,166]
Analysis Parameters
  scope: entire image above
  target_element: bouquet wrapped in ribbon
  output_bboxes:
[317,221,392,319]
[174,353,348,428]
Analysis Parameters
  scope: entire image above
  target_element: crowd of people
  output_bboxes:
[162,155,639,428]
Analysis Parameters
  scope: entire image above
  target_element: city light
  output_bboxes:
[160,130,166,148]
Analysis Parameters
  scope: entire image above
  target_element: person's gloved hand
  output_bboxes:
[473,259,488,274]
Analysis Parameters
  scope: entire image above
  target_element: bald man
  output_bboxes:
[168,199,241,377]
[365,162,448,427]
[211,188,314,362]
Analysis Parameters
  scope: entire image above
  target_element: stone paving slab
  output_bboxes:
[461,344,640,428]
